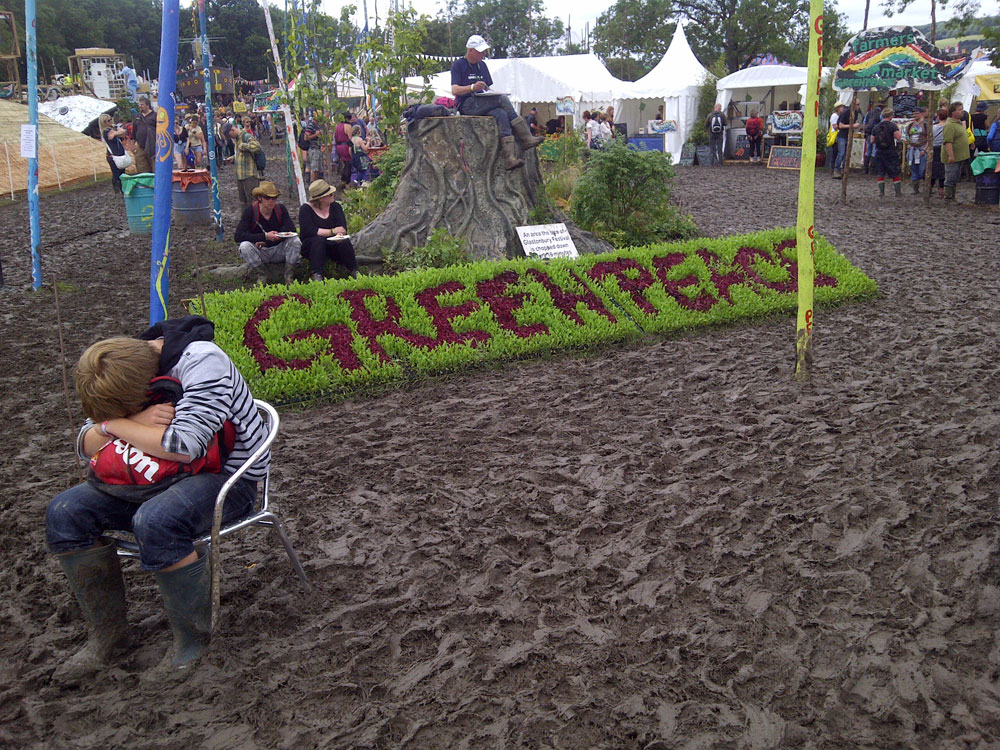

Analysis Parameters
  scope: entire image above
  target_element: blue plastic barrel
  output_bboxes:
[121,173,155,235]
[172,170,212,225]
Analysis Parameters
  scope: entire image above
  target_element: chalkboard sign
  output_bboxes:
[695,145,712,165]
[679,143,695,166]
[767,145,802,170]
[731,134,751,161]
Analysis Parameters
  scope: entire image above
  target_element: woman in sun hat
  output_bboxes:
[298,179,359,281]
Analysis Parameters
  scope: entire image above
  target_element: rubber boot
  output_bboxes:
[878,180,885,197]
[251,265,268,283]
[911,181,920,194]
[53,542,129,682]
[510,117,544,150]
[894,180,902,197]
[943,185,954,201]
[283,263,296,285]
[154,552,212,669]
[937,186,945,198]
[501,136,524,170]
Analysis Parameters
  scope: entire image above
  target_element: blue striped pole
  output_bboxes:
[150,0,179,324]
[25,0,41,291]
[199,0,223,241]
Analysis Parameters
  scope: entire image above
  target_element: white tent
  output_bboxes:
[954,59,1000,108]
[617,23,708,162]
[405,53,626,129]
[715,65,811,115]
[38,95,116,133]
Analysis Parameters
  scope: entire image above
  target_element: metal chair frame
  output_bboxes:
[114,400,310,594]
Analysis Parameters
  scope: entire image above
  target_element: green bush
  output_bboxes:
[381,228,470,273]
[342,140,407,233]
[570,140,698,247]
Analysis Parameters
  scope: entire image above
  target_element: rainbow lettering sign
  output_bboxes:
[834,25,970,91]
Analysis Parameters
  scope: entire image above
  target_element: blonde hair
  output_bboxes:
[99,113,112,130]
[351,125,361,137]
[74,338,159,421]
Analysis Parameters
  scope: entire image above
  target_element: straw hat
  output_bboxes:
[252,181,280,199]
[308,179,336,202]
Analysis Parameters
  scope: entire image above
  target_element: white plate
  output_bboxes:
[327,234,351,241]
[275,232,298,238]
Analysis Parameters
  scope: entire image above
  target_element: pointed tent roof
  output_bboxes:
[626,23,708,98]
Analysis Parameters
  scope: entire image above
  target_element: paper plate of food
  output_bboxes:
[327,234,351,241]
[275,232,298,238]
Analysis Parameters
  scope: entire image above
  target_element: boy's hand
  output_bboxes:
[131,403,174,427]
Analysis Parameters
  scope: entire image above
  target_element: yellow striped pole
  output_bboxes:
[795,0,824,378]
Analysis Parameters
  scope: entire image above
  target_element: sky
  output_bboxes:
[318,0,1000,46]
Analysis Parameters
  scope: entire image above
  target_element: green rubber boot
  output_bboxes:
[878,181,885,197]
[154,553,212,669]
[53,542,129,682]
[894,180,902,197]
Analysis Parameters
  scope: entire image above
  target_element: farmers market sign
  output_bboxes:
[834,25,971,91]
[201,229,877,402]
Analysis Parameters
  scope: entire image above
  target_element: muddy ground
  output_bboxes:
[1,146,999,749]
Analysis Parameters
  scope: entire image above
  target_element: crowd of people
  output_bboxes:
[830,99,1000,200]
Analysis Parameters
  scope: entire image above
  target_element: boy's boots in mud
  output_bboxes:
[894,180,902,197]
[154,552,212,669]
[878,181,885,197]
[501,137,524,170]
[53,542,129,683]
[511,117,545,150]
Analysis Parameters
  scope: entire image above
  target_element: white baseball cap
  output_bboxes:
[466,35,490,52]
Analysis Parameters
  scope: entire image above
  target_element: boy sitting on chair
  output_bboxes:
[45,315,269,681]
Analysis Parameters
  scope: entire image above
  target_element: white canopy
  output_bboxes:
[38,95,116,133]
[617,23,708,163]
[954,59,1000,108]
[405,53,626,127]
[715,65,811,114]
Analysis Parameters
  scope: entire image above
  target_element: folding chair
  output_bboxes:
[115,400,310,626]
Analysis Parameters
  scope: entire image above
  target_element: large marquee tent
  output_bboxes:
[616,23,708,162]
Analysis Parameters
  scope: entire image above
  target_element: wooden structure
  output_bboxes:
[68,48,127,100]
[177,66,235,99]
[0,11,20,102]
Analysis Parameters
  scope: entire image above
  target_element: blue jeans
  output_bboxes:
[834,138,848,171]
[908,148,927,181]
[458,94,517,138]
[46,474,256,570]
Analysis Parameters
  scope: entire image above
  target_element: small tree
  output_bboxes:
[570,141,697,247]
[355,9,439,143]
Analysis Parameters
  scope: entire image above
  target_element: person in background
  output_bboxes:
[186,115,205,168]
[224,120,261,207]
[862,103,883,174]
[450,34,543,170]
[350,125,371,185]
[930,107,948,198]
[605,106,616,138]
[971,101,989,154]
[942,101,971,202]
[833,103,859,179]
[655,106,664,122]
[172,117,188,170]
[583,110,599,150]
[871,107,902,197]
[132,96,157,174]
[298,179,358,281]
[904,107,928,194]
[706,104,727,167]
[99,113,128,195]
[234,181,301,284]
[545,116,564,135]
[526,106,539,136]
[745,109,765,163]
[598,112,613,146]
[987,109,1000,152]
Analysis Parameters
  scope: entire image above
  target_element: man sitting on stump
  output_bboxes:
[451,34,543,170]
[234,181,302,284]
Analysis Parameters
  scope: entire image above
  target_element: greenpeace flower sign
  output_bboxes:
[202,228,877,401]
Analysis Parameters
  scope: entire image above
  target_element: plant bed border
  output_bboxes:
[197,228,877,403]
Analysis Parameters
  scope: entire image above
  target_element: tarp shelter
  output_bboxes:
[38,95,116,135]
[955,59,1000,107]
[405,53,627,130]
[0,100,109,197]
[617,23,708,162]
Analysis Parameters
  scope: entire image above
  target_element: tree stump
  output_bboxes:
[353,116,612,261]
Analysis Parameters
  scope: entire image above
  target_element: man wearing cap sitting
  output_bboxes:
[224,119,262,207]
[233,181,302,284]
[451,35,544,170]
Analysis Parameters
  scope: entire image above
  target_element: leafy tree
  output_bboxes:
[591,0,676,79]
[420,0,564,59]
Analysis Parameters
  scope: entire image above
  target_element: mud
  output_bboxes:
[1,153,999,749]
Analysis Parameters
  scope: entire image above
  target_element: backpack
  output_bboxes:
[873,121,895,150]
[296,125,310,152]
[745,117,761,137]
[253,148,266,174]
[87,376,236,503]
[710,112,724,134]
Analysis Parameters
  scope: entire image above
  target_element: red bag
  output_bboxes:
[87,376,236,502]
